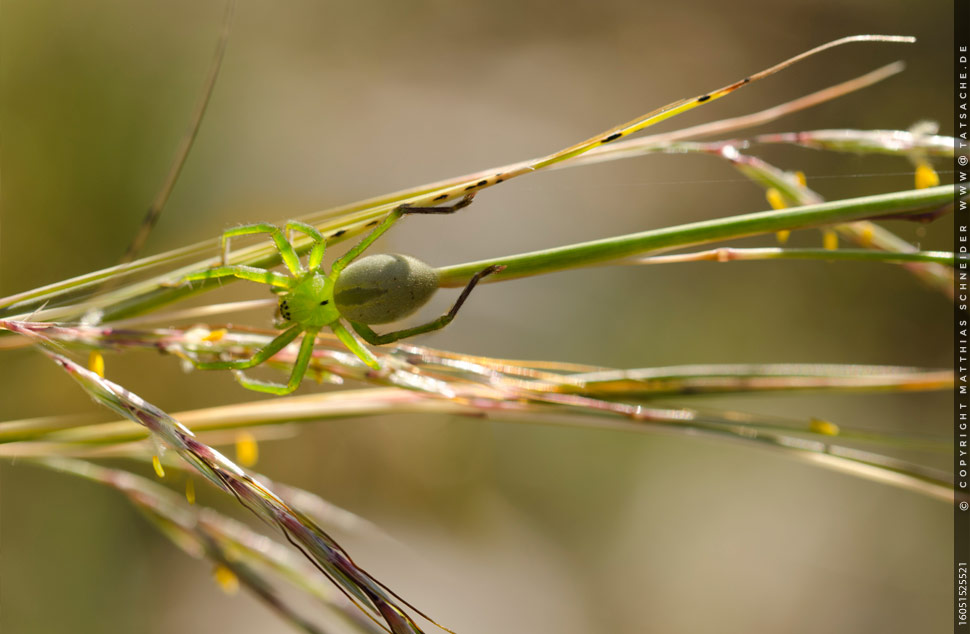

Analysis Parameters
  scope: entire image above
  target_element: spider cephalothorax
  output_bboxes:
[182,195,502,394]
[277,272,339,327]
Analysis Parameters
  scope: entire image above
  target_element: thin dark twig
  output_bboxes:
[118,0,237,265]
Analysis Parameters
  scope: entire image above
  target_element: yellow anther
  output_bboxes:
[765,187,787,210]
[235,431,259,467]
[213,565,239,595]
[202,328,228,343]
[88,351,105,378]
[822,229,838,251]
[766,189,793,246]
[152,455,165,479]
[914,162,940,189]
[809,418,840,436]
[857,223,876,248]
[185,478,196,505]
[794,171,807,187]
[308,361,326,384]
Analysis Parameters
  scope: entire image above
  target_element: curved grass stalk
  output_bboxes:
[755,128,961,157]
[8,329,450,634]
[626,247,954,266]
[0,319,953,501]
[10,381,955,504]
[564,118,962,170]
[435,184,955,286]
[550,61,907,167]
[719,146,957,296]
[0,183,952,326]
[1,360,949,448]
[562,135,959,294]
[5,391,956,505]
[34,456,384,634]
[0,35,917,324]
[0,320,953,409]
[294,36,916,227]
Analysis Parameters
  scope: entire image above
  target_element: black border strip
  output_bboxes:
[955,2,969,630]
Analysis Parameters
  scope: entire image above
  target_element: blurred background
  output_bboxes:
[0,1,953,632]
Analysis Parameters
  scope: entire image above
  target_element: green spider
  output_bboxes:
[182,195,502,394]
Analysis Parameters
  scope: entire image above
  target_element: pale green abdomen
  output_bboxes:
[334,254,438,324]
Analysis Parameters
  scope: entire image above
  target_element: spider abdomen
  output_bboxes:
[334,253,438,325]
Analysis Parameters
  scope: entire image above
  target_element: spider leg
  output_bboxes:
[329,321,380,369]
[331,194,475,276]
[397,193,476,215]
[189,323,302,371]
[350,264,503,345]
[221,223,303,275]
[284,221,326,270]
[233,326,321,395]
[182,265,293,289]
